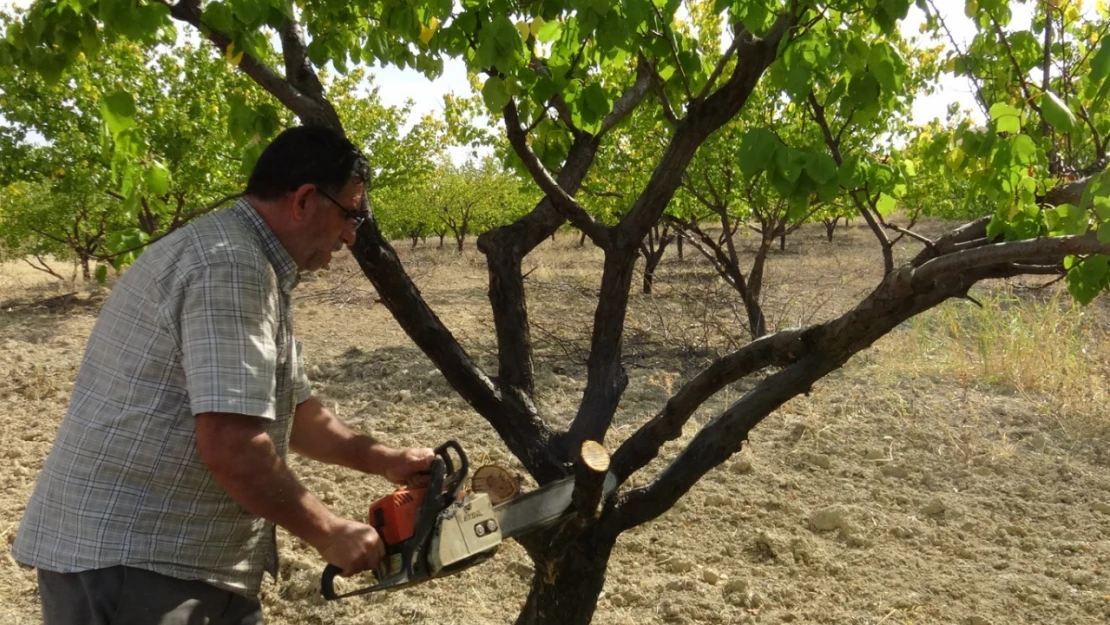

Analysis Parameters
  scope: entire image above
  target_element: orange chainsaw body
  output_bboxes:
[368,487,428,546]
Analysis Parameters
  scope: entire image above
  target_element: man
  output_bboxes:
[13,125,433,624]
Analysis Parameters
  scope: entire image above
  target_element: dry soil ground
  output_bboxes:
[1,221,1109,625]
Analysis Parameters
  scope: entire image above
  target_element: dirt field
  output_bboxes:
[2,222,1109,625]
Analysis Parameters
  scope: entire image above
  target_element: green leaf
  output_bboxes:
[1040,91,1078,133]
[1098,222,1110,244]
[847,72,880,114]
[1092,36,1110,83]
[804,152,838,184]
[1048,203,1088,236]
[1010,134,1037,165]
[1094,196,1110,221]
[838,155,869,188]
[536,18,563,43]
[95,264,108,285]
[774,146,806,184]
[875,192,897,216]
[737,128,779,178]
[1089,35,1110,108]
[989,102,1021,134]
[481,76,511,112]
[869,42,905,93]
[121,191,141,222]
[582,82,611,119]
[145,160,171,196]
[101,90,136,136]
[1066,254,1110,305]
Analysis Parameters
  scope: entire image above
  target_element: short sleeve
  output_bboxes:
[292,338,312,405]
[180,262,280,420]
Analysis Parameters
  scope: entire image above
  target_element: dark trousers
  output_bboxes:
[37,566,263,625]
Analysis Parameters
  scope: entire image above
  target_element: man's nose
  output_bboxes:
[342,222,358,246]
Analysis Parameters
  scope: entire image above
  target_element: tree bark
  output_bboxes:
[514,531,616,625]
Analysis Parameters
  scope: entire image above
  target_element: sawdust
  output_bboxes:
[1,223,1108,625]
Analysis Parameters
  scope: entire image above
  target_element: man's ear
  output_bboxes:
[290,183,316,222]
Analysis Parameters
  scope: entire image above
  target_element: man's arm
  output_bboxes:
[289,396,433,483]
[194,411,383,575]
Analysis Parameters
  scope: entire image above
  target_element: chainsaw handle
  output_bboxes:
[321,564,342,600]
[433,440,467,502]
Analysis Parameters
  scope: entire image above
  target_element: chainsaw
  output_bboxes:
[320,440,580,600]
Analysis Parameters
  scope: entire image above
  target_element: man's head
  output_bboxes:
[246,125,371,271]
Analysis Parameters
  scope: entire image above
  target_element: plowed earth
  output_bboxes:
[2,222,1108,625]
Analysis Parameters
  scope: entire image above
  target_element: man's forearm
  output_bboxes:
[289,397,397,475]
[196,412,337,549]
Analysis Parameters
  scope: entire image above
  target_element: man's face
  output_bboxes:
[302,178,367,271]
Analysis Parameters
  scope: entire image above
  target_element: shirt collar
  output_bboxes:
[231,197,300,294]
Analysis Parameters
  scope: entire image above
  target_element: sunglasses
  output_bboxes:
[316,188,370,229]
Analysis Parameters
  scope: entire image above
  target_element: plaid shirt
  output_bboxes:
[13,198,312,595]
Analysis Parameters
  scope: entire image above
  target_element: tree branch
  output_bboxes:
[604,223,1105,532]
[502,101,611,248]
[608,327,805,486]
[163,1,340,128]
[927,0,991,119]
[910,231,1110,287]
[599,57,656,137]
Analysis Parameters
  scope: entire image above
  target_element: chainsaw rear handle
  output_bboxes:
[321,564,343,600]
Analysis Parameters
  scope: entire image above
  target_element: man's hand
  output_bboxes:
[381,447,435,485]
[314,518,386,576]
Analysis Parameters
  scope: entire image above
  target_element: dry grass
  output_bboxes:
[876,285,1110,439]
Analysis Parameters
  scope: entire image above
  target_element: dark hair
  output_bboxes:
[245,125,370,200]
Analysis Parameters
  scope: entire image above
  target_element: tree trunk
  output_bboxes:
[578,230,587,248]
[676,234,683,260]
[456,234,465,252]
[779,232,786,252]
[641,244,668,295]
[515,533,616,625]
[746,241,771,338]
[438,233,446,249]
[824,216,839,242]
[80,253,91,281]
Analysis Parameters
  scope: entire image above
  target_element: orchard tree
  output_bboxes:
[6,2,1110,625]
[0,29,279,278]
[326,67,446,192]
